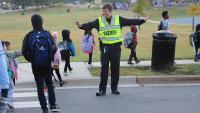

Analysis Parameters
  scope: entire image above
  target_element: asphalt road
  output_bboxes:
[10,84,200,113]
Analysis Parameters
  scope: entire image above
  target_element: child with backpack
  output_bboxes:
[51,32,65,86]
[190,24,200,62]
[4,41,22,111]
[158,11,169,31]
[22,14,61,113]
[5,41,19,85]
[59,29,75,76]
[82,30,95,68]
[127,25,140,65]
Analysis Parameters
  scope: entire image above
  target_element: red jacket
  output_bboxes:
[131,25,138,48]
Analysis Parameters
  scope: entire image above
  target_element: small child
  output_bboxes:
[60,29,75,76]
[5,41,18,85]
[82,30,95,68]
[158,11,170,31]
[51,32,65,86]
[4,41,22,111]
[192,24,200,62]
[128,25,140,65]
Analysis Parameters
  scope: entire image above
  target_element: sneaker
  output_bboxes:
[60,81,65,87]
[135,60,141,64]
[63,72,68,76]
[87,64,93,69]
[7,103,14,110]
[194,58,200,62]
[127,61,134,65]
[112,91,120,95]
[43,109,49,113]
[50,105,61,112]
[96,91,106,96]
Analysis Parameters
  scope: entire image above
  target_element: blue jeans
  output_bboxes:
[7,77,14,105]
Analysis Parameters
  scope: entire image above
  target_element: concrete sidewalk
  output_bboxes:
[16,60,200,84]
[92,60,199,67]
[17,62,92,83]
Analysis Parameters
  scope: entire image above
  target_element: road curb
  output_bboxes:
[15,75,200,89]
[136,75,200,84]
[15,76,137,89]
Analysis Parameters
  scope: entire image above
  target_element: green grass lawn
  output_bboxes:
[0,6,194,62]
[90,64,200,77]
[144,6,190,20]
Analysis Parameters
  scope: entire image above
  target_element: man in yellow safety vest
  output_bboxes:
[76,4,149,96]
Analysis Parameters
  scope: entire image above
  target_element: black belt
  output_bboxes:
[102,42,122,46]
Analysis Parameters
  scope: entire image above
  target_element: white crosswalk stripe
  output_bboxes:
[13,91,48,109]
[14,101,41,108]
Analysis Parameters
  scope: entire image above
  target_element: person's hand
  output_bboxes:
[144,16,150,22]
[75,21,82,28]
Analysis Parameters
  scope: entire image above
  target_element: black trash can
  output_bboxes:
[151,30,177,72]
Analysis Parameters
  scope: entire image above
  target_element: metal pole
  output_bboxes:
[192,16,195,32]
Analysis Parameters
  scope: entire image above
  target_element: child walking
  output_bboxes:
[128,25,140,65]
[191,24,200,62]
[51,32,65,86]
[4,41,22,111]
[82,30,95,68]
[60,29,75,76]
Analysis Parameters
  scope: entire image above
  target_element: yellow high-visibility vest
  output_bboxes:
[98,15,123,44]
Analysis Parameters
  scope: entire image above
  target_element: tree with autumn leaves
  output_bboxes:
[187,4,200,31]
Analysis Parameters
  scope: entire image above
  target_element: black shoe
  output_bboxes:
[42,109,49,113]
[7,103,14,111]
[112,91,120,95]
[50,105,61,112]
[127,61,134,65]
[135,60,141,64]
[194,58,200,62]
[60,81,65,87]
[96,91,106,96]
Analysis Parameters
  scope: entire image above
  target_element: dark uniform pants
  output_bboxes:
[99,44,121,92]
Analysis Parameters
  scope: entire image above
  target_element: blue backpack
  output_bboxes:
[124,32,134,48]
[28,31,53,67]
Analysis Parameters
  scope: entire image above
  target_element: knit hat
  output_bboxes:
[131,25,137,33]
[52,32,59,39]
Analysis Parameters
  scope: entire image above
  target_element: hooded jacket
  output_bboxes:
[22,14,57,63]
[0,40,10,89]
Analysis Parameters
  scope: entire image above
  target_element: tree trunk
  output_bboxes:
[138,14,140,30]
[37,3,39,11]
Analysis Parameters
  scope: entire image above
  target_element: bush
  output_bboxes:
[66,7,71,12]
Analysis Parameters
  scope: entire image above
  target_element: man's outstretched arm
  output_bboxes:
[75,19,99,31]
[120,16,149,27]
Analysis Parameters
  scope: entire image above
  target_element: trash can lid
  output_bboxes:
[153,30,177,39]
